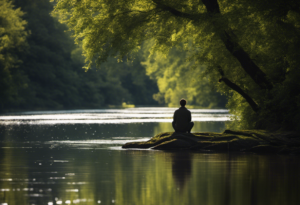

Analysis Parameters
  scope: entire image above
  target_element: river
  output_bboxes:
[0,108,299,205]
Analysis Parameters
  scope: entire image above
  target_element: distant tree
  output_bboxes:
[100,52,159,105]
[142,41,227,108]
[0,0,158,112]
[12,0,87,110]
[0,0,159,112]
[0,0,28,111]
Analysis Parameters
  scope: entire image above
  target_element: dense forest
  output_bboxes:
[0,0,227,112]
[53,0,300,131]
[0,0,158,112]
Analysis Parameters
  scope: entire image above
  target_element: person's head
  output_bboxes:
[180,98,187,107]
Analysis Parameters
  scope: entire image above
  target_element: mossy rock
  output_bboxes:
[122,132,174,149]
[122,130,300,154]
[200,140,242,152]
[151,139,192,150]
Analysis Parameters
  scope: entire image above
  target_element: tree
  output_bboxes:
[53,0,300,130]
[142,40,227,108]
[0,0,158,112]
[0,0,28,111]
[98,50,159,105]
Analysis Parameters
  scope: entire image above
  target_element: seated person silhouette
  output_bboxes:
[172,99,194,133]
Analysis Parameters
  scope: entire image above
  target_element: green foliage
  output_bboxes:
[53,0,300,131]
[142,41,227,107]
[0,0,28,111]
[99,52,159,105]
[52,0,193,67]
[12,0,103,110]
[219,0,300,130]
[0,0,158,112]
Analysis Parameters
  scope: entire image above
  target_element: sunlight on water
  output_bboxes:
[2,108,299,205]
[0,108,230,125]
[16,108,229,114]
[48,138,149,144]
[41,138,151,151]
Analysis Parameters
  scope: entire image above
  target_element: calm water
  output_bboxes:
[0,108,299,205]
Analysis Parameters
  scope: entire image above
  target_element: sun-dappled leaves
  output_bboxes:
[142,40,227,108]
[53,0,300,131]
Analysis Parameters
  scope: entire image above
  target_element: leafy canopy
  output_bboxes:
[52,0,209,67]
[53,0,300,130]
[142,40,227,108]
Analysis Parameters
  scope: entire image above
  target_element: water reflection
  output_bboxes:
[1,144,300,205]
[0,109,299,205]
[0,122,226,142]
[171,152,192,192]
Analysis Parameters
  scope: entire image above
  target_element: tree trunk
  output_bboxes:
[219,77,259,112]
[152,0,274,111]
[218,68,259,112]
[221,31,273,90]
[153,0,273,90]
[201,0,273,90]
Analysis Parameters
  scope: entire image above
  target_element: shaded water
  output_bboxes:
[0,108,299,205]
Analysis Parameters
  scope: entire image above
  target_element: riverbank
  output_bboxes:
[122,130,300,154]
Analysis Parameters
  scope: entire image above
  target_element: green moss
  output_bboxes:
[122,130,300,154]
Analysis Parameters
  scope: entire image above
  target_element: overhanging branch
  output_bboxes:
[218,68,259,112]
[222,31,273,90]
[152,0,273,91]
[152,0,203,20]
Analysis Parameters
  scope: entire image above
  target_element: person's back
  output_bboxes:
[172,99,194,133]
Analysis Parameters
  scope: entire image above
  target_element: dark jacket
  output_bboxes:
[173,107,191,131]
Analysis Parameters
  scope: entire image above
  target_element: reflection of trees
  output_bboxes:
[2,142,300,205]
[171,152,192,192]
[0,142,29,205]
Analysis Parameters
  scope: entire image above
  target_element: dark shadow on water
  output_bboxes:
[171,152,192,192]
